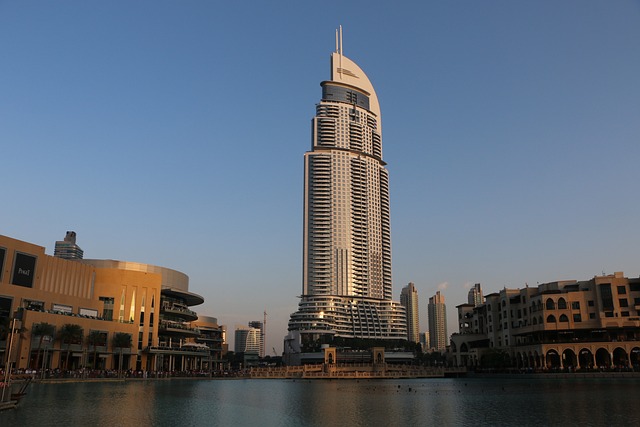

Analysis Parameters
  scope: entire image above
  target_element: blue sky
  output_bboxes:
[1,1,639,353]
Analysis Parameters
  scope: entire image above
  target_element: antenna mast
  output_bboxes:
[336,25,343,77]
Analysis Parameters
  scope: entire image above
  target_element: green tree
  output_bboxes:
[87,330,106,370]
[57,323,83,370]
[418,351,446,367]
[31,322,55,369]
[112,332,132,376]
[226,351,250,370]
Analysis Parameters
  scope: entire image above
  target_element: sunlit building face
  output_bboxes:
[288,29,406,342]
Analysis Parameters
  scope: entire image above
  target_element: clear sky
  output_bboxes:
[1,1,639,354]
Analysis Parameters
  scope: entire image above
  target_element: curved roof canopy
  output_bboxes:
[161,287,204,307]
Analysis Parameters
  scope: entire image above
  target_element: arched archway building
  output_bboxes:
[451,273,640,371]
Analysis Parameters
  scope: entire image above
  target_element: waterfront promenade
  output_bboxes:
[250,363,462,379]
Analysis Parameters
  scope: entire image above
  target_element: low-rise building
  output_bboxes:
[0,233,221,374]
[450,272,640,370]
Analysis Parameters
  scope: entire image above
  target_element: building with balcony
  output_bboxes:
[450,272,640,370]
[53,231,84,260]
[400,283,420,343]
[234,326,261,368]
[468,283,483,307]
[428,291,448,352]
[0,233,218,374]
[193,315,225,370]
[286,28,406,361]
[248,320,265,358]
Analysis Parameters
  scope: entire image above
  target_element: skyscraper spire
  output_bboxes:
[286,30,406,355]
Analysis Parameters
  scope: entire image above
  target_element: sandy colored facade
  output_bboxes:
[0,234,222,373]
[451,272,640,370]
[287,29,406,358]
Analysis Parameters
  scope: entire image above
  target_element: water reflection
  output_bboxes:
[2,378,640,426]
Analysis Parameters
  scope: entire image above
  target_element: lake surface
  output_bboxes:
[2,377,640,426]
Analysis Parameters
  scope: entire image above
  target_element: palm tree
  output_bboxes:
[86,330,106,370]
[31,322,55,370]
[57,323,83,371]
[112,332,132,376]
[1,314,25,376]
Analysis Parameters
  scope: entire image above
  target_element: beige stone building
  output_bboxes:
[451,272,640,370]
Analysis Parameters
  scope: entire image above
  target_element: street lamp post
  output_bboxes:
[1,317,17,402]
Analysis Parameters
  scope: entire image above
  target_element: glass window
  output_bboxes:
[618,285,627,295]
[119,289,125,322]
[0,296,12,320]
[25,300,45,311]
[99,297,114,321]
[571,302,580,310]
[600,284,614,311]
[619,299,629,308]
[573,314,582,322]
[52,303,72,313]
[0,247,5,281]
[11,252,37,288]
[88,330,107,347]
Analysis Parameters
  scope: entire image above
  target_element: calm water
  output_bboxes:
[2,377,640,426]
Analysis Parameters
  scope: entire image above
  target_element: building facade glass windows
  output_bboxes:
[287,30,406,349]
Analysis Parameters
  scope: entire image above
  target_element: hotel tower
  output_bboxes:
[401,282,420,344]
[287,29,406,350]
[428,291,448,352]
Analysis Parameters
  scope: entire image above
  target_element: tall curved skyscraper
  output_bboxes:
[287,29,406,352]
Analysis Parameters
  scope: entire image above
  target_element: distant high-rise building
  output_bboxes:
[287,28,406,346]
[420,332,430,351]
[401,282,420,343]
[428,291,448,351]
[248,320,265,358]
[234,327,261,354]
[468,283,483,307]
[54,231,83,260]
[221,325,227,350]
